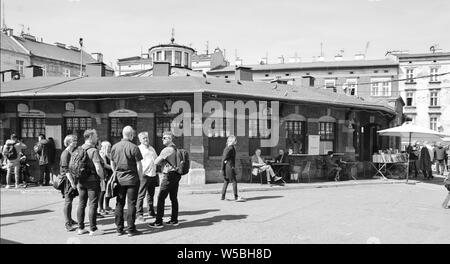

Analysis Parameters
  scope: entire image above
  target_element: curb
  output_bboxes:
[182,179,416,195]
[1,179,418,195]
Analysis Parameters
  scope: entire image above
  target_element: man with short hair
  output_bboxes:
[34,134,51,186]
[111,126,143,237]
[136,131,158,222]
[148,131,182,228]
[76,129,105,236]
[2,134,27,188]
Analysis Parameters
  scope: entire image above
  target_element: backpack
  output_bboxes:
[4,144,18,160]
[167,147,190,176]
[69,146,93,180]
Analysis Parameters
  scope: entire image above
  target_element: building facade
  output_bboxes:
[1,64,399,184]
[392,52,450,136]
[0,29,30,81]
[191,47,229,73]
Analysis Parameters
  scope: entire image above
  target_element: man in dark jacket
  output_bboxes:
[419,143,433,180]
[34,134,51,186]
[111,126,143,237]
[406,143,419,178]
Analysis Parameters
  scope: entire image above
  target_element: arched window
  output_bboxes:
[283,114,306,154]
[318,115,336,154]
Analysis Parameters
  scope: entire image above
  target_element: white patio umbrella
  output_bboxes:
[377,123,448,183]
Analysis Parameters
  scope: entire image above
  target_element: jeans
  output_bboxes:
[77,181,100,231]
[436,160,445,175]
[64,194,74,227]
[221,175,238,200]
[39,164,50,184]
[155,172,181,223]
[6,161,20,186]
[115,184,139,232]
[136,175,159,216]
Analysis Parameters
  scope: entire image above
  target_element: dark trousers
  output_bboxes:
[221,176,238,200]
[77,181,100,231]
[155,172,181,223]
[64,195,74,227]
[136,175,159,216]
[422,166,433,179]
[39,164,50,184]
[98,191,111,211]
[115,185,139,232]
[409,160,418,178]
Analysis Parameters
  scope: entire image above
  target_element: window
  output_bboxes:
[156,51,162,61]
[249,118,271,156]
[381,81,391,96]
[164,51,172,63]
[184,52,189,67]
[41,65,47,76]
[384,70,389,73]
[371,82,379,96]
[265,74,269,77]
[406,115,416,124]
[63,68,70,77]
[430,91,439,106]
[325,79,336,92]
[430,116,438,131]
[20,118,45,139]
[319,122,335,141]
[16,60,24,76]
[406,91,414,106]
[285,73,290,76]
[406,69,414,82]
[374,70,378,73]
[343,79,357,96]
[110,117,137,145]
[66,117,93,143]
[175,51,182,66]
[285,121,306,154]
[430,68,439,82]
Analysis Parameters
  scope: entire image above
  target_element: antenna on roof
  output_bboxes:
[364,41,370,57]
[171,28,175,43]
[27,25,30,34]
[19,24,25,34]
[206,41,209,55]
[320,42,323,57]
[1,0,6,30]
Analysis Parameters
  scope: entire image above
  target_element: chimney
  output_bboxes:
[5,28,13,36]
[301,76,315,87]
[153,61,171,76]
[24,65,43,78]
[54,42,66,48]
[354,54,365,60]
[91,52,103,63]
[334,55,343,61]
[235,66,253,82]
[86,62,107,77]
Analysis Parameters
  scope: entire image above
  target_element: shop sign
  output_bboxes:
[109,109,138,117]
[18,109,46,118]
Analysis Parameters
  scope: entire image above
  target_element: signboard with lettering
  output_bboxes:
[308,135,320,155]
[18,109,45,118]
[109,109,138,117]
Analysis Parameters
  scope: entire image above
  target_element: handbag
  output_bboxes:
[52,174,66,191]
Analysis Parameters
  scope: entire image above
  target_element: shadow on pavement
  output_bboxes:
[0,219,34,227]
[413,175,447,187]
[0,238,22,244]
[243,195,283,201]
[178,209,220,216]
[1,209,53,218]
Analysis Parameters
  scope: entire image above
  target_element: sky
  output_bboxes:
[2,0,450,69]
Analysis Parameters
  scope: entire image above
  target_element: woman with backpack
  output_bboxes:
[2,134,27,189]
[60,134,79,232]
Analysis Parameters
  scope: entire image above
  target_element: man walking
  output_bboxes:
[419,143,433,180]
[34,134,51,186]
[111,126,143,237]
[136,131,158,222]
[148,131,182,228]
[76,129,105,236]
[2,134,27,188]
[434,142,447,176]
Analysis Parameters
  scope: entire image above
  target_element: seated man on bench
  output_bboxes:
[251,149,282,184]
[325,151,344,181]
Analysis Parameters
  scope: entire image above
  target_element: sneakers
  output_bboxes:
[235,196,246,202]
[65,224,76,232]
[148,221,164,229]
[77,228,88,235]
[137,215,146,223]
[116,230,125,236]
[166,220,179,226]
[127,229,142,237]
[5,185,11,189]
[273,176,282,181]
[70,219,78,226]
[89,229,104,236]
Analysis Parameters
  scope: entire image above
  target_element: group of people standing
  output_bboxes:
[407,141,449,179]
[58,126,183,237]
